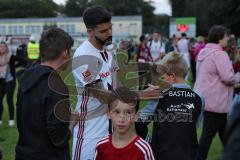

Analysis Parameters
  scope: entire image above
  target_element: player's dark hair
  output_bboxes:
[83,5,111,28]
[208,25,228,44]
[40,28,73,62]
[109,87,139,111]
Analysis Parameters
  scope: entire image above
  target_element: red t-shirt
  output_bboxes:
[94,135,155,160]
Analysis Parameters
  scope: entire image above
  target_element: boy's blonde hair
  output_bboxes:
[157,52,188,78]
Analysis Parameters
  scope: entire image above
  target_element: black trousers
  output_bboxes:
[190,59,196,82]
[0,79,16,120]
[196,111,227,160]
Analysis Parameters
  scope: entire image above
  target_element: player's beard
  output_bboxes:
[95,35,112,46]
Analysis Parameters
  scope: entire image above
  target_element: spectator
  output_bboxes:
[16,39,29,67]
[194,25,240,160]
[165,37,177,53]
[177,33,190,69]
[136,35,153,90]
[0,42,27,126]
[15,28,74,160]
[189,38,197,82]
[194,36,206,62]
[147,32,165,62]
[192,36,206,83]
[136,52,203,160]
[27,35,40,63]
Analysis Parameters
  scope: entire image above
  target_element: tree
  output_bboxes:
[56,4,65,15]
[63,0,170,34]
[154,15,170,37]
[219,0,240,36]
[64,0,93,16]
[38,0,58,17]
[169,0,187,17]
[0,0,57,18]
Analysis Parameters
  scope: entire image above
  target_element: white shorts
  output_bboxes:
[72,137,105,160]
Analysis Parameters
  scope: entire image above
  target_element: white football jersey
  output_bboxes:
[72,40,119,160]
[72,40,119,139]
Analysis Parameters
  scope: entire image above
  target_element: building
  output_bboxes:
[0,16,142,52]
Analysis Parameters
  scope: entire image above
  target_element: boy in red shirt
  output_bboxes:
[94,87,155,160]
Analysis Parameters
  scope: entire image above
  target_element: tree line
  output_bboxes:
[0,0,239,36]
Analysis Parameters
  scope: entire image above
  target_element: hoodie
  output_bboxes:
[194,43,240,113]
[16,64,71,160]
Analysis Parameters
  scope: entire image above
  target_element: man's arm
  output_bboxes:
[135,99,158,140]
[137,84,162,100]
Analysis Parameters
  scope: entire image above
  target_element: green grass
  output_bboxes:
[0,96,223,160]
[0,69,223,160]
[0,88,18,160]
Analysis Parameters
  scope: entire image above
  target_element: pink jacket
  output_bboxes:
[194,43,240,113]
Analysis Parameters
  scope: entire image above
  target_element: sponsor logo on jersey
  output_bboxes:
[99,66,118,79]
[82,70,91,78]
[183,103,195,109]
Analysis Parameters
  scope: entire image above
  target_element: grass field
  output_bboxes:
[0,92,223,160]
[0,69,223,160]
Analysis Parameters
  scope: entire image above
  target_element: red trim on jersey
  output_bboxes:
[139,138,154,158]
[135,141,150,160]
[136,138,155,160]
[96,136,109,147]
[74,90,89,160]
[104,50,108,61]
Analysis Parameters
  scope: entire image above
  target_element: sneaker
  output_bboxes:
[8,120,15,126]
[0,121,2,125]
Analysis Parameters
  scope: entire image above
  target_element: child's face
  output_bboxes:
[108,100,137,135]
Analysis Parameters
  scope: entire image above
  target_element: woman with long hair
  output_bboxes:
[0,42,26,126]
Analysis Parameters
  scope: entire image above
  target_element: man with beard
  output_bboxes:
[71,6,119,160]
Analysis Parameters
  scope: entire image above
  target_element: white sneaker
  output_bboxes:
[8,120,15,126]
[0,121,2,125]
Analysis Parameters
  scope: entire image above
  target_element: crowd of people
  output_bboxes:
[0,5,240,160]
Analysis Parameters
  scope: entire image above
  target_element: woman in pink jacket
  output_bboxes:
[194,25,240,160]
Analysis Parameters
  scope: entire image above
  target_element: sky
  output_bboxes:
[53,0,172,15]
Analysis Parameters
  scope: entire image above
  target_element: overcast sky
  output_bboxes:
[53,0,172,15]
